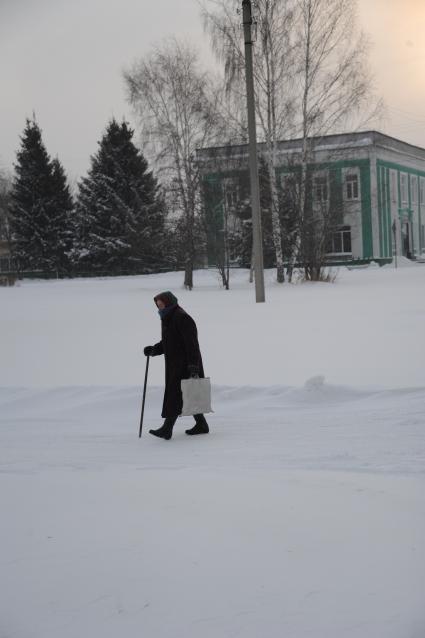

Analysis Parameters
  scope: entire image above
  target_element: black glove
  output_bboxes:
[144,345,154,357]
[188,364,199,378]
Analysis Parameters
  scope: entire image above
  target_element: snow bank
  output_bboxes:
[1,383,425,638]
[1,267,425,637]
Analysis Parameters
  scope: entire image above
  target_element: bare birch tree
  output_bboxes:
[287,0,382,280]
[202,0,296,282]
[124,39,222,289]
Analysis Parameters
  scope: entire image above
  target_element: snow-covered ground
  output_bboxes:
[1,265,425,637]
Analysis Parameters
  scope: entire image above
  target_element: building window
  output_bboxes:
[223,179,238,210]
[345,173,359,200]
[327,226,352,254]
[391,171,397,203]
[313,175,328,202]
[0,256,13,272]
[280,173,298,195]
[400,173,408,203]
[411,176,417,204]
[278,173,288,190]
[420,178,425,205]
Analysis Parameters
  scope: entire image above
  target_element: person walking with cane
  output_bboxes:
[144,291,210,440]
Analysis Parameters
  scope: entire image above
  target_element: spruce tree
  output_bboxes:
[76,119,165,274]
[49,157,75,273]
[10,118,74,273]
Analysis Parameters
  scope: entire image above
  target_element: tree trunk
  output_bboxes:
[265,151,285,282]
[184,259,193,290]
[184,223,194,290]
[249,243,254,283]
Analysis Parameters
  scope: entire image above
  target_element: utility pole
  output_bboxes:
[242,0,265,303]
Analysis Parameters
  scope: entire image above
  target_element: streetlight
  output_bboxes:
[242,0,265,303]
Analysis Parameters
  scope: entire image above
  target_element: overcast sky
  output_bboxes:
[1,0,424,184]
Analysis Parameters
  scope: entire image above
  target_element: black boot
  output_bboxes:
[149,417,176,440]
[185,414,209,436]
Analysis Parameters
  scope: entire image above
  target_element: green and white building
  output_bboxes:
[196,131,425,265]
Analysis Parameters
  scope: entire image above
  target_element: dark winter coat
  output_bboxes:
[151,306,205,418]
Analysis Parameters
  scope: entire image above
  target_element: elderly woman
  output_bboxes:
[144,291,209,440]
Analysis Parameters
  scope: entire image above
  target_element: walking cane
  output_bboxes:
[139,355,150,438]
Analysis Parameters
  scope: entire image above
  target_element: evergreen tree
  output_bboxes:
[76,119,165,274]
[48,158,74,273]
[10,118,74,273]
[0,172,11,242]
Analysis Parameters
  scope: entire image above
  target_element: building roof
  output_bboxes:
[196,131,425,165]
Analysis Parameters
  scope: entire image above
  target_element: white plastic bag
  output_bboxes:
[181,377,213,416]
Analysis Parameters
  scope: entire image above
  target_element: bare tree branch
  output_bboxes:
[124,38,224,288]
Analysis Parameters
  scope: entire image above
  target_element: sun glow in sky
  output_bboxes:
[358,0,425,141]
[1,0,424,181]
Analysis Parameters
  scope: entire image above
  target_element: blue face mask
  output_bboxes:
[158,304,177,319]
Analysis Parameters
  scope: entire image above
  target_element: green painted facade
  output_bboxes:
[377,165,392,258]
[376,159,425,258]
[197,131,425,266]
[201,157,374,264]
